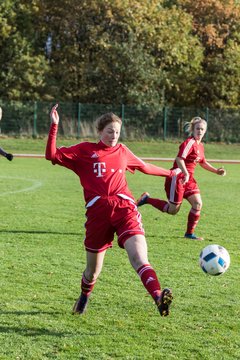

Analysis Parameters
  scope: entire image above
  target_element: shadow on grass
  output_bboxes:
[0,325,67,337]
[0,310,68,337]
[0,229,81,236]
[0,310,62,316]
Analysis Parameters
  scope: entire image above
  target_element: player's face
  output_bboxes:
[100,122,121,147]
[193,121,207,141]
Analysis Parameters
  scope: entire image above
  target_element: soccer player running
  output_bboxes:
[137,117,226,241]
[46,104,176,316]
[0,147,13,161]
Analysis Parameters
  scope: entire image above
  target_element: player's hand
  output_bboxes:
[217,167,226,176]
[50,104,59,124]
[181,173,189,185]
[6,153,13,161]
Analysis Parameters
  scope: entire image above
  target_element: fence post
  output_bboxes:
[121,104,125,123]
[121,104,126,139]
[33,101,38,138]
[205,107,209,142]
[163,106,167,141]
[77,103,81,138]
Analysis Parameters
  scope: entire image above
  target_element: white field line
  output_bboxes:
[0,176,42,196]
[13,154,45,158]
[12,154,240,164]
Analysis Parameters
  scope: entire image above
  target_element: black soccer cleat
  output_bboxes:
[6,153,13,161]
[184,233,204,241]
[155,288,173,317]
[72,293,89,315]
[136,192,150,207]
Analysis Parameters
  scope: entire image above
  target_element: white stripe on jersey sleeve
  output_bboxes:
[181,138,195,159]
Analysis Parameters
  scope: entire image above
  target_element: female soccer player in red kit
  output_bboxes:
[137,117,226,240]
[46,104,175,316]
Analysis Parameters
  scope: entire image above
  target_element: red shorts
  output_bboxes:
[165,173,200,205]
[84,195,145,253]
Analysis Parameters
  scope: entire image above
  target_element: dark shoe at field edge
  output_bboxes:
[6,153,13,161]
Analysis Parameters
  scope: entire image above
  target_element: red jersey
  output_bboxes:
[46,124,172,204]
[172,137,206,175]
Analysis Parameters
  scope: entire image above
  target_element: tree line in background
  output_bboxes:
[1,0,240,109]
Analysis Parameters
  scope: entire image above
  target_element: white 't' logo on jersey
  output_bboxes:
[93,162,106,177]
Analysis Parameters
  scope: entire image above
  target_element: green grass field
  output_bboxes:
[0,139,239,359]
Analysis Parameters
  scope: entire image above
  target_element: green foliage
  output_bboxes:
[201,40,240,107]
[0,143,239,359]
[0,0,240,107]
[0,0,50,101]
[176,0,240,107]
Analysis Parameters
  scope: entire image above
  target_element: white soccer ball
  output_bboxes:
[199,244,230,276]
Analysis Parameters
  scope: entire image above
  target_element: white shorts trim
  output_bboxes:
[86,196,101,208]
[117,193,135,203]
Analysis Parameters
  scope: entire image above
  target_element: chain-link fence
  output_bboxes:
[0,100,239,143]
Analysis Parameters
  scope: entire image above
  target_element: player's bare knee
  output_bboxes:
[168,206,180,215]
[193,201,202,210]
[84,270,99,283]
[168,209,177,215]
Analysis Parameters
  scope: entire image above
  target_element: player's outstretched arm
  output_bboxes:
[45,104,59,161]
[138,162,174,177]
[216,167,226,176]
[200,162,226,176]
[50,104,59,124]
[125,148,174,177]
